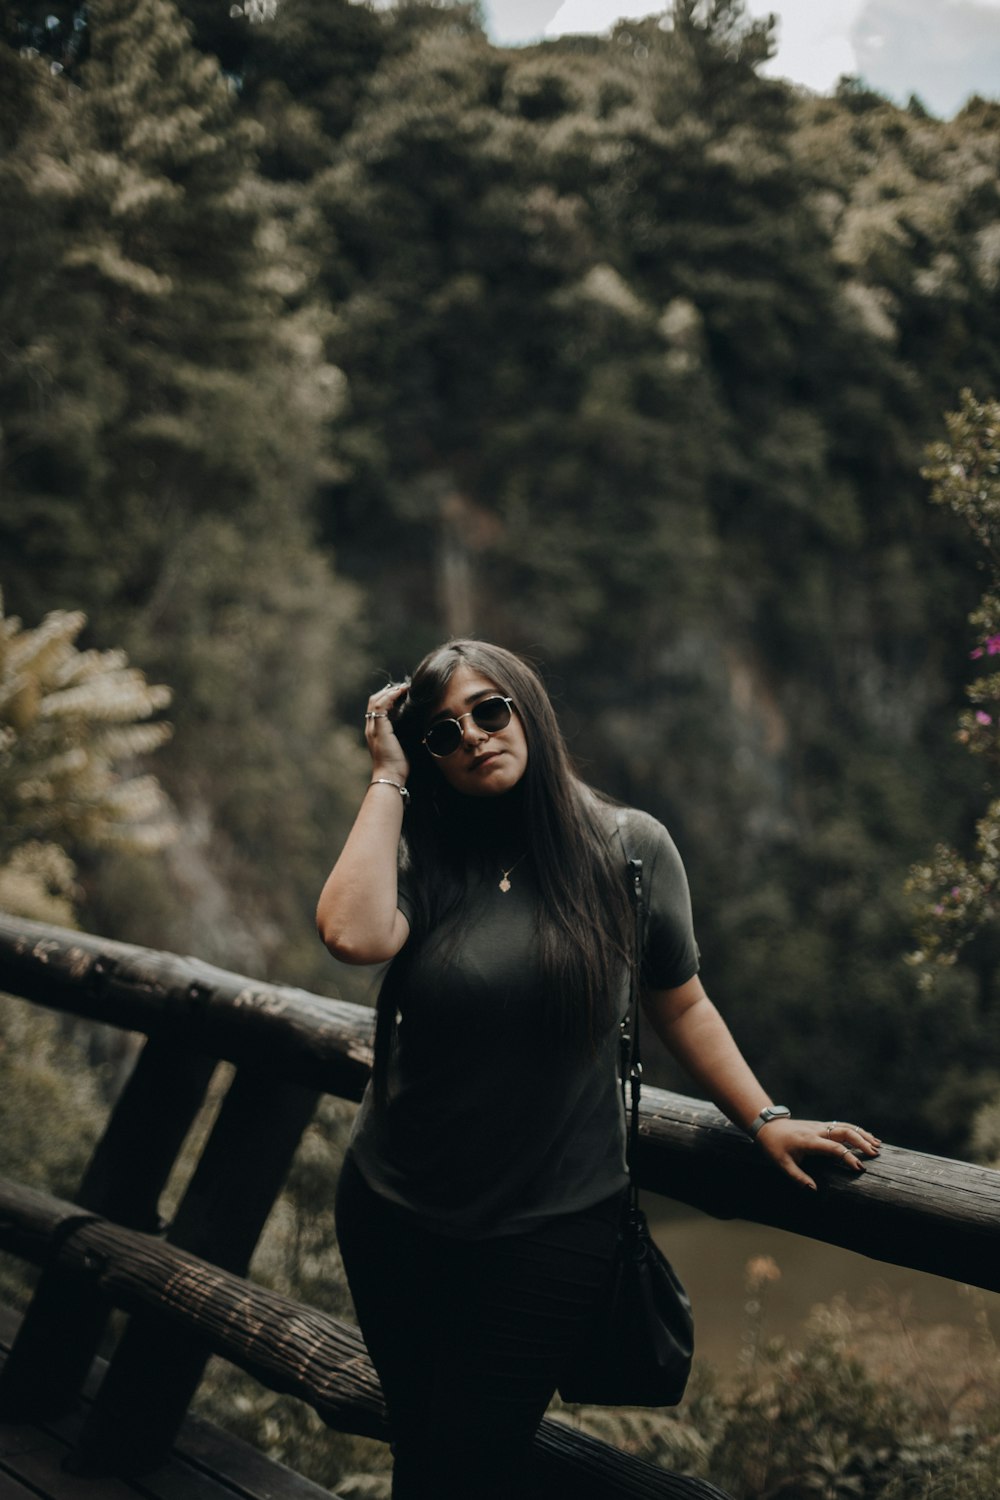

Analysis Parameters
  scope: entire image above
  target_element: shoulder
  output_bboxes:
[613,804,669,847]
[580,790,687,869]
[620,809,690,889]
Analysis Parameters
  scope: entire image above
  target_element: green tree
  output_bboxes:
[903,392,1000,1158]
[909,390,1000,980]
[241,0,386,147]
[1,0,291,630]
[299,0,1000,1142]
[0,594,173,922]
[1,0,367,984]
[8,0,1000,1134]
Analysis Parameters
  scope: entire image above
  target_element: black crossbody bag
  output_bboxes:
[557,832,694,1408]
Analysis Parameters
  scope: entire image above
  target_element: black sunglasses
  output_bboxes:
[422,696,515,758]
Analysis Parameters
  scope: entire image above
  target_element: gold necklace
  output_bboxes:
[498,853,528,893]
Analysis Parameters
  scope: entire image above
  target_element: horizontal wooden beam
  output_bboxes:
[0,916,374,1101]
[3,918,999,1292]
[630,1094,1000,1294]
[0,1180,730,1500]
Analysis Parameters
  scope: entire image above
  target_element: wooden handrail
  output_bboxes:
[0,1179,731,1500]
[0,915,373,1099]
[3,915,999,1292]
[0,914,746,1494]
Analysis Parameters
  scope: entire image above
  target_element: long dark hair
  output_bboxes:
[373,639,633,1104]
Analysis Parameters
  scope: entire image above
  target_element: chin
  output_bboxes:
[462,776,518,799]
[450,762,527,798]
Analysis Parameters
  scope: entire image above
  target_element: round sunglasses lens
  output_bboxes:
[472,697,511,732]
[426,723,461,757]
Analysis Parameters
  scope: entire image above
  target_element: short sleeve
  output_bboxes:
[621,810,700,990]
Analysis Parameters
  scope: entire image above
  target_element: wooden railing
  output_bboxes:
[1,917,999,1497]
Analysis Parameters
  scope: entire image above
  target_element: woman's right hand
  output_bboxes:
[365,681,411,782]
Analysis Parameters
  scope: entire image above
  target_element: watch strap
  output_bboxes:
[747,1105,791,1138]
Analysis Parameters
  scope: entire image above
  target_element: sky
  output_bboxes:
[482,0,1000,118]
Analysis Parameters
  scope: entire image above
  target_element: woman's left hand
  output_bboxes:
[753,1117,881,1191]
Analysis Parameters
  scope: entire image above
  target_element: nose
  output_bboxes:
[460,714,488,749]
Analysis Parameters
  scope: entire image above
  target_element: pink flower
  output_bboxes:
[987,635,1000,655]
[972,647,984,658]
[976,710,992,725]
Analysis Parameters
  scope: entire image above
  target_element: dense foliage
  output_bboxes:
[3,0,1000,1189]
[909,392,1000,978]
[905,392,1000,1161]
[7,5,1000,1490]
[1,0,367,985]
[299,6,1000,1148]
[0,594,173,920]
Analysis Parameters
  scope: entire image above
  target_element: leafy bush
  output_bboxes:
[555,1261,1000,1500]
[0,595,173,923]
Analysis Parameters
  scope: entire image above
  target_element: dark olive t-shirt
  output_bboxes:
[348,805,700,1238]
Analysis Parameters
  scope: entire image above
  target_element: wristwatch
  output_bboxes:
[747,1105,791,1138]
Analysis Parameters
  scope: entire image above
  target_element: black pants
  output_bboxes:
[335,1154,623,1499]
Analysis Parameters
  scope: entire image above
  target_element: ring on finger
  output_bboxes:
[365,711,389,720]
[825,1120,839,1138]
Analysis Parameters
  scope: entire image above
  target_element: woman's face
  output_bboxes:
[425,663,529,798]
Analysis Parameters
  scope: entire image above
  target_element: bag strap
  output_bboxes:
[615,811,646,1212]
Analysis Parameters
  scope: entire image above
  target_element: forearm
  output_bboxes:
[643,978,881,1191]
[643,984,770,1132]
[316,781,408,963]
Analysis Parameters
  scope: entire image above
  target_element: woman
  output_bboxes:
[317,639,880,1498]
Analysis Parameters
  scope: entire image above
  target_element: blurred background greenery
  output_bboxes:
[5,0,1000,1143]
[4,1,1000,1494]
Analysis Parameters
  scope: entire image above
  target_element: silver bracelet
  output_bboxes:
[369,777,410,805]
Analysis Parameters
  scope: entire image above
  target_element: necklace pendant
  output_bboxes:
[497,852,526,892]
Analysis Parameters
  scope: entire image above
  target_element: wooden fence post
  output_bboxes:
[69,1065,319,1475]
[0,1034,217,1419]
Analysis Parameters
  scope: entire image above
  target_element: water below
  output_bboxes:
[645,1192,1000,1374]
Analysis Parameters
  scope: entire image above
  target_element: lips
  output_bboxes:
[471,751,502,770]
